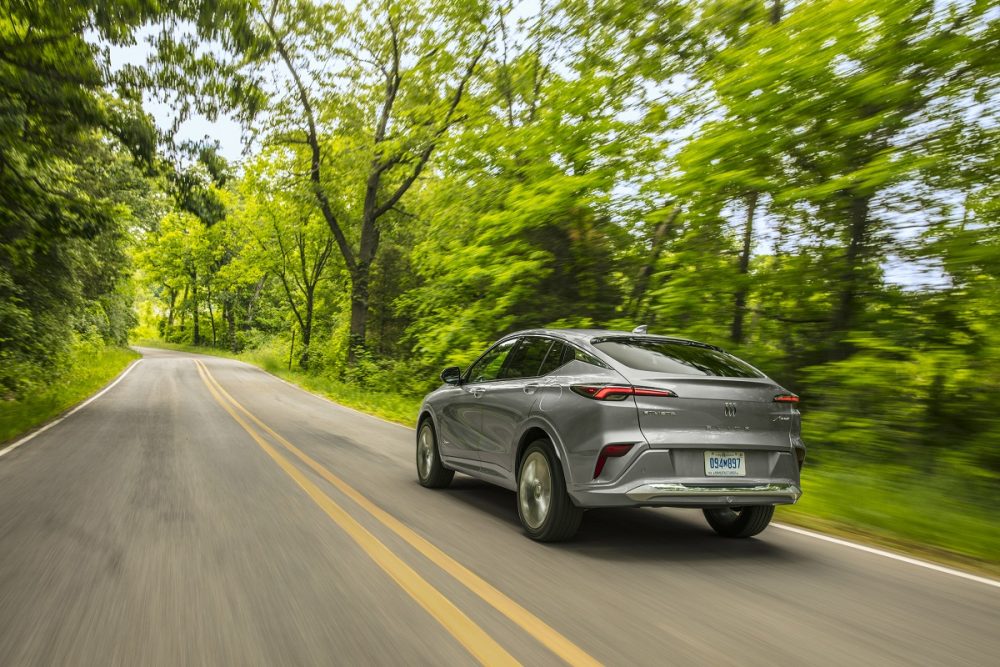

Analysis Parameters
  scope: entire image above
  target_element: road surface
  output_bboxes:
[1,347,997,666]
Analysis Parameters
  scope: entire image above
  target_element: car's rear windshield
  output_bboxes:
[592,338,764,378]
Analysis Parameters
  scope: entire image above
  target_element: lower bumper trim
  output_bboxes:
[626,482,802,503]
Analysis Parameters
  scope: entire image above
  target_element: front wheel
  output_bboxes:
[703,505,774,538]
[416,421,454,488]
[517,440,582,542]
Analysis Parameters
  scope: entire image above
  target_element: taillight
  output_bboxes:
[571,385,677,401]
[594,443,634,478]
[774,394,799,404]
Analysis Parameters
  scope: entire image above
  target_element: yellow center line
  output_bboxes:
[193,361,519,667]
[196,360,602,667]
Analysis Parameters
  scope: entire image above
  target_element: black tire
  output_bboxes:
[703,505,774,538]
[517,439,582,542]
[416,420,454,488]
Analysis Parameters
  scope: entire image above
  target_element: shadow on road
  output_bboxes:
[440,476,806,565]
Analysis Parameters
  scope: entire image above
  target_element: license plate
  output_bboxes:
[705,451,746,477]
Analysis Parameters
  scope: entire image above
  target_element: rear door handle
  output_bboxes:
[523,383,542,395]
[471,388,485,398]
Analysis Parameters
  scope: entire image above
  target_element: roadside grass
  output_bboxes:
[0,344,139,445]
[778,465,1000,576]
[132,339,421,425]
[135,339,999,577]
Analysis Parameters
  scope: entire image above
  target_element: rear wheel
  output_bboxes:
[517,439,582,542]
[703,505,774,538]
[416,420,454,488]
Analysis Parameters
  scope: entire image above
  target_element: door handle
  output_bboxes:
[471,388,485,398]
[523,383,541,395]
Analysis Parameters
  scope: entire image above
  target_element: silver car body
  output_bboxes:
[418,329,804,509]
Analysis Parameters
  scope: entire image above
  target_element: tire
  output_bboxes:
[416,420,454,488]
[703,505,774,538]
[517,439,582,542]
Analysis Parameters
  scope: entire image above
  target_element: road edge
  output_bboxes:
[0,358,144,459]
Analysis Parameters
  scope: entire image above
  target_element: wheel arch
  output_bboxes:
[514,421,569,483]
[416,408,437,443]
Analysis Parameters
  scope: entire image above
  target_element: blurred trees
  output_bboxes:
[0,0,167,396]
[3,0,998,490]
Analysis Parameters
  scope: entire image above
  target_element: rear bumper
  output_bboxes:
[566,447,802,508]
[625,482,801,505]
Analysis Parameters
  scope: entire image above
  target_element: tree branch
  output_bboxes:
[372,36,489,221]
[260,4,357,274]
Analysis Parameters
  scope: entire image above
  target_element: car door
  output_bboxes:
[477,336,555,480]
[441,338,518,464]
[435,382,481,461]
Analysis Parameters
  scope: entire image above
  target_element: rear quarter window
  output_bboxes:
[593,338,763,378]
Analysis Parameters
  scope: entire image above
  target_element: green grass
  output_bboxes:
[778,464,1000,576]
[0,344,140,444]
[135,338,1000,578]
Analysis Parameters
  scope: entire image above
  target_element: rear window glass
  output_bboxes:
[593,338,763,378]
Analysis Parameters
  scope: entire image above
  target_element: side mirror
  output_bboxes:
[440,366,463,385]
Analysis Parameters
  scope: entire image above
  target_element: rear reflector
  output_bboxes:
[594,443,635,478]
[571,385,677,401]
[774,394,799,404]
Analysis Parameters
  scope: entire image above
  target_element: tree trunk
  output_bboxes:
[730,191,759,345]
[348,268,370,364]
[191,270,200,345]
[179,284,188,335]
[770,0,783,25]
[226,296,238,352]
[631,206,680,320]
[300,289,314,369]
[207,283,217,347]
[166,288,177,329]
[829,193,871,360]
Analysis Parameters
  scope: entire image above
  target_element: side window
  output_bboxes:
[538,340,568,376]
[501,337,554,379]
[466,339,518,384]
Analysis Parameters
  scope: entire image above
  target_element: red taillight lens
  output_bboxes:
[774,394,799,404]
[571,385,633,401]
[633,387,677,397]
[594,443,634,478]
[571,385,676,401]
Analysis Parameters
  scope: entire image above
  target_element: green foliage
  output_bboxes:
[0,0,169,396]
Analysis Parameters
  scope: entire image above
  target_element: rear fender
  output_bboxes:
[514,416,571,485]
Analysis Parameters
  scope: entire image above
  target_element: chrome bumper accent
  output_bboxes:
[626,482,802,503]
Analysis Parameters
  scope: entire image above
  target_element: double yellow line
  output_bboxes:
[194,360,600,667]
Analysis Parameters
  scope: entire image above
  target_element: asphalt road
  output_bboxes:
[1,347,997,666]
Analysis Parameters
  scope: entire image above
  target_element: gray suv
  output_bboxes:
[416,329,805,541]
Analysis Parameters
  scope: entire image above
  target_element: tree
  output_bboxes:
[237,154,336,367]
[152,0,493,362]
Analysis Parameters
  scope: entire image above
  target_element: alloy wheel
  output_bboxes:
[417,424,434,480]
[519,451,552,529]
